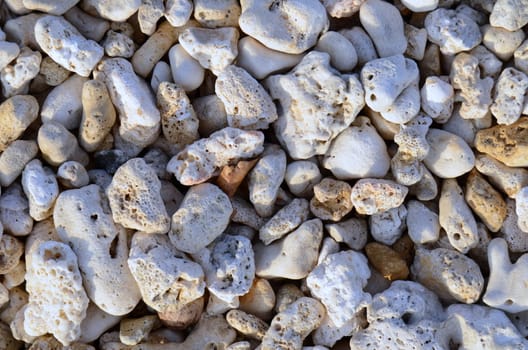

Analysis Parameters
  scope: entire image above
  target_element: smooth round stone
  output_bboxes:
[424,128,475,178]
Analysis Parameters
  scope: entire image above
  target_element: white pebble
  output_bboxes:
[168,44,204,92]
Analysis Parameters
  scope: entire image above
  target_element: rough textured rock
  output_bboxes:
[261,297,325,350]
[238,0,329,54]
[0,95,39,152]
[24,240,89,345]
[475,117,528,167]
[351,179,408,215]
[307,251,371,327]
[412,247,484,304]
[34,15,103,76]
[21,160,59,222]
[167,127,264,186]
[106,158,169,234]
[259,198,310,245]
[53,185,141,316]
[465,171,507,232]
[267,51,365,159]
[310,178,353,222]
[128,233,205,313]
[193,234,255,304]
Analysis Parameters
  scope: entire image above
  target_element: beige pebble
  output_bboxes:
[351,179,408,215]
[310,178,353,221]
[119,316,160,346]
[158,297,204,330]
[365,242,409,281]
[465,170,507,232]
[0,95,39,152]
[226,310,268,340]
[238,278,275,321]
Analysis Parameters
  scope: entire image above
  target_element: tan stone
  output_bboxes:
[310,177,353,221]
[365,242,409,281]
[0,234,23,274]
[226,309,268,340]
[475,117,528,167]
[465,171,507,232]
[158,297,204,329]
[238,277,275,321]
[216,158,258,197]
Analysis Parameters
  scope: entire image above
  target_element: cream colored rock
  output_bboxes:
[0,95,38,152]
[370,205,407,245]
[128,232,205,313]
[465,171,507,233]
[23,0,78,15]
[2,260,25,289]
[157,82,199,149]
[83,0,141,21]
[41,74,86,129]
[285,160,322,198]
[0,41,20,72]
[406,200,440,244]
[261,297,325,350]
[310,178,353,222]
[450,52,494,120]
[56,161,88,189]
[239,278,275,320]
[226,310,268,340]
[248,145,286,217]
[78,303,121,343]
[315,31,357,72]
[106,158,169,234]
[444,304,528,349]
[131,20,196,78]
[34,56,70,88]
[0,287,28,325]
[150,61,172,93]
[21,160,58,221]
[38,122,89,167]
[1,47,41,97]
[193,234,255,304]
[35,15,103,77]
[193,0,240,28]
[119,316,159,346]
[164,0,193,27]
[515,187,528,233]
[439,179,479,253]
[216,65,277,130]
[168,44,204,92]
[351,179,408,215]
[170,183,232,253]
[491,68,528,125]
[53,185,141,316]
[483,238,528,313]
[361,54,420,124]
[409,166,438,201]
[421,76,454,122]
[490,0,528,31]
[255,219,323,279]
[79,80,116,152]
[64,6,110,41]
[322,0,365,17]
[179,27,239,75]
[339,27,377,66]
[475,154,528,199]
[239,0,328,54]
[482,25,525,61]
[24,240,89,345]
[412,247,484,303]
[307,251,371,327]
[0,140,38,187]
[0,184,32,237]
[425,8,481,55]
[137,0,164,35]
[514,39,528,75]
[267,51,364,159]
[323,116,390,179]
[237,36,303,80]
[325,217,368,250]
[102,30,135,58]
[95,58,160,148]
[360,0,407,57]
[167,127,264,186]
[259,198,309,245]
[401,0,438,12]
[424,128,474,178]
